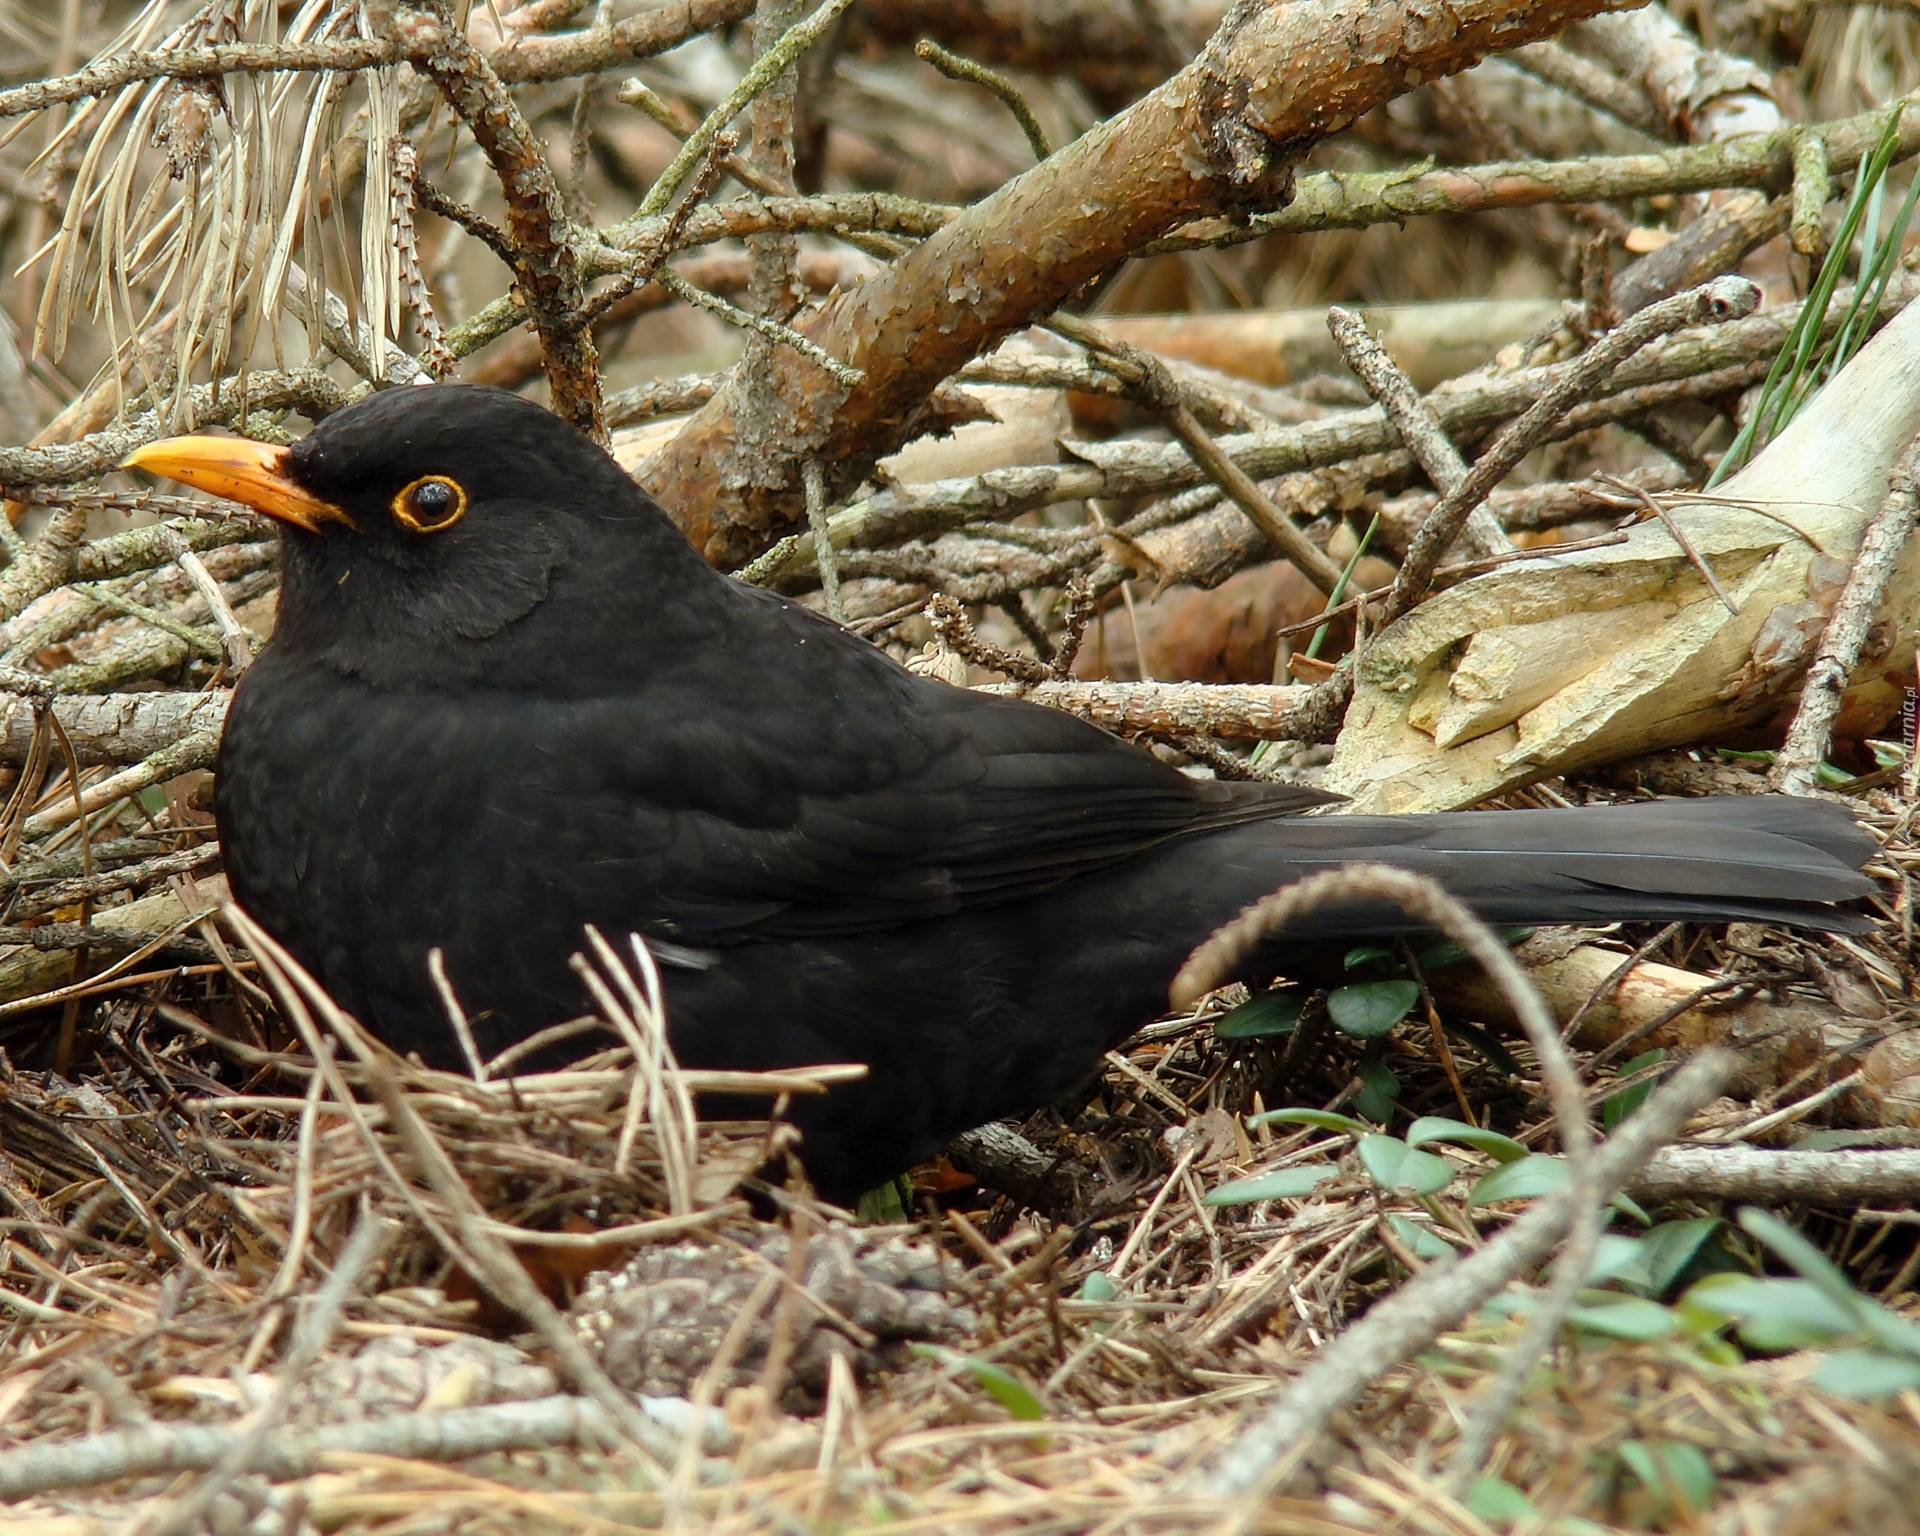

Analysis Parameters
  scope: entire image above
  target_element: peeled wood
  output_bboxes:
[1325,293,1920,811]
[1852,1031,1920,1128]
[1425,939,1834,1095]
[1100,300,1562,392]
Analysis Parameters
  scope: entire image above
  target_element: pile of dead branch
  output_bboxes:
[0,0,1919,1531]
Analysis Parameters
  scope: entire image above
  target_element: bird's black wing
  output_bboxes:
[539,588,1333,941]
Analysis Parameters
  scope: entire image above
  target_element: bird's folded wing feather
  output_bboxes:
[544,618,1331,940]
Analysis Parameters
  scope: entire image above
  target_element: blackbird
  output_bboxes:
[126,385,1876,1202]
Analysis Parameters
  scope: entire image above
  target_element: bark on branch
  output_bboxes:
[639,0,1649,567]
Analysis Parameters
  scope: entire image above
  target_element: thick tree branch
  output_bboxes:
[638,0,1663,567]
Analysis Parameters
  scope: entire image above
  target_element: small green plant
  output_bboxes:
[1213,931,1531,1125]
[1465,1149,1653,1225]
[1681,1209,1920,1398]
[1709,107,1920,483]
[1715,746,1857,787]
[1078,1270,1118,1302]
[854,1176,912,1224]
[1200,1163,1337,1206]
[911,1345,1046,1420]
[1602,1048,1666,1129]
[1615,1439,1716,1525]
[1224,1108,1468,1214]
[1470,1207,1920,1392]
[1211,987,1304,1040]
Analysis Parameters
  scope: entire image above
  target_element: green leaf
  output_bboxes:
[1439,1017,1522,1074]
[1469,1153,1572,1206]
[1246,1107,1367,1134]
[1565,1295,1680,1341]
[1305,508,1381,661]
[1869,738,1906,770]
[1812,1348,1920,1399]
[1737,1212,1920,1360]
[1465,1153,1649,1223]
[1213,989,1303,1040]
[1716,747,1775,765]
[1602,1048,1665,1130]
[1387,1213,1455,1261]
[136,786,169,815]
[1615,1191,1653,1227]
[1862,1303,1920,1361]
[1739,1209,1866,1327]
[1411,925,1528,975]
[854,1177,910,1224]
[1404,1117,1528,1163]
[1343,944,1394,970]
[1474,1289,1530,1324]
[1351,1057,1400,1123]
[1583,1234,1655,1293]
[1618,1440,1714,1516]
[1464,1476,1538,1527]
[1685,1276,1859,1350]
[1327,978,1419,1038]
[1357,1134,1456,1195]
[1202,1165,1336,1206]
[1641,1218,1727,1298]
[1412,938,1469,971]
[1815,759,1853,788]
[1078,1271,1117,1302]
[911,1346,1045,1420]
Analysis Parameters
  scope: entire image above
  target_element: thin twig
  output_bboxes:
[1382,276,1762,626]
[628,0,855,221]
[1053,314,1345,595]
[1326,306,1508,561]
[802,459,845,624]
[654,268,862,386]
[428,947,487,1083]
[925,593,1049,685]
[162,530,254,674]
[1791,126,1832,257]
[1627,1145,1920,1204]
[914,40,1052,160]
[1609,476,1740,614]
[0,38,403,118]
[0,1395,717,1501]
[391,4,602,437]
[1772,432,1920,794]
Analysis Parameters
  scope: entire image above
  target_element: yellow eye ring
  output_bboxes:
[392,474,467,533]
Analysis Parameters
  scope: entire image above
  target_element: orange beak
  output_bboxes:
[121,435,355,533]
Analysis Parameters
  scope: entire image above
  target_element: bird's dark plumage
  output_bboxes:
[133,385,1878,1202]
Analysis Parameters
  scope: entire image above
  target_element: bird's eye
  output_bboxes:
[391,475,467,533]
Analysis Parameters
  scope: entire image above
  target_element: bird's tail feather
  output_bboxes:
[1232,795,1878,939]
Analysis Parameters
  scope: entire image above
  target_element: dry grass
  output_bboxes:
[0,774,1909,1534]
[0,2,1917,1531]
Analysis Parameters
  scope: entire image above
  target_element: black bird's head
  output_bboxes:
[124,384,717,689]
